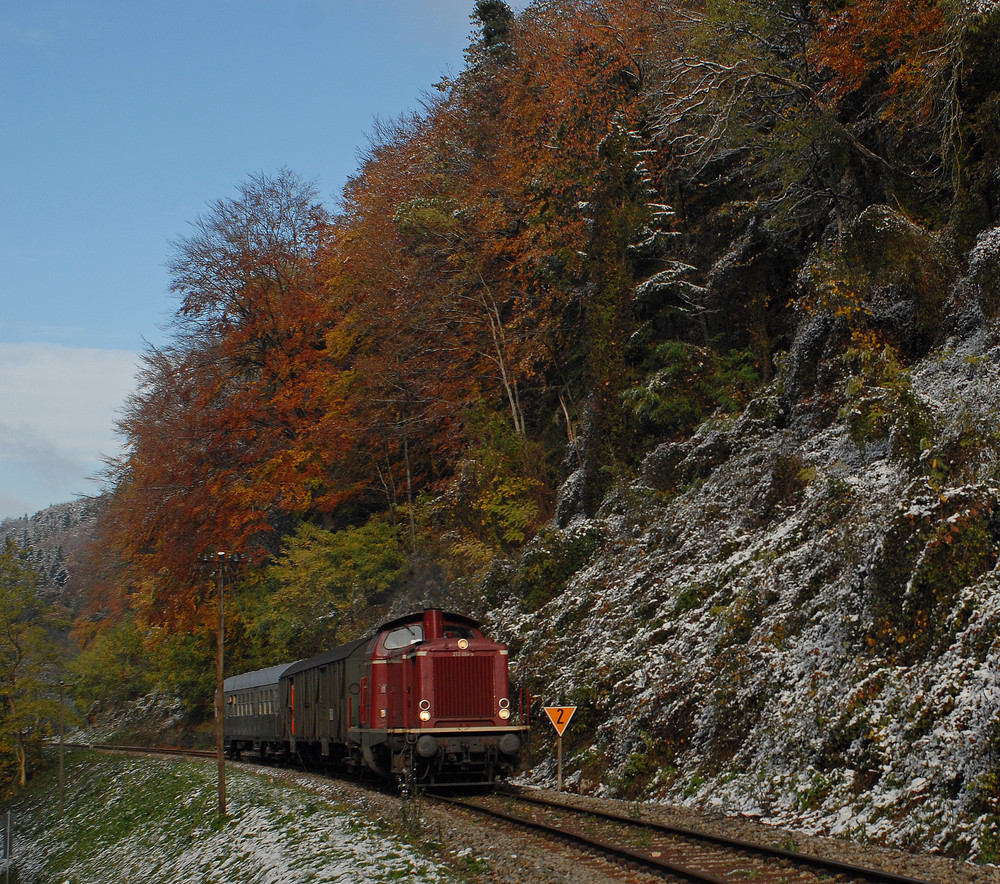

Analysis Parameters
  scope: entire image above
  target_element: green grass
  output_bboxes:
[5,752,460,883]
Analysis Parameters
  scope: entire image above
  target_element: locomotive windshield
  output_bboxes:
[383,624,423,649]
[382,620,483,648]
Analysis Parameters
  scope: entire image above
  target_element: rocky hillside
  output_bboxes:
[492,221,1000,863]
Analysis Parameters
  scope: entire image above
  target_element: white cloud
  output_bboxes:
[0,343,138,518]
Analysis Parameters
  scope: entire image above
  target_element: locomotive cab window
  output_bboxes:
[383,624,424,649]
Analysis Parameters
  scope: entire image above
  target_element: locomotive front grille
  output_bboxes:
[433,655,494,718]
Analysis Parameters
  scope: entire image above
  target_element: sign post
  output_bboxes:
[543,706,576,792]
[3,809,11,884]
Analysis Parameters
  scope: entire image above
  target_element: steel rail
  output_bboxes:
[65,742,216,759]
[497,788,936,884]
[434,792,734,883]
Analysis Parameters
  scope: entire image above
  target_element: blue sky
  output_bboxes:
[0,0,529,520]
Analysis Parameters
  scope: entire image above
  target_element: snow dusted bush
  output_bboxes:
[968,226,1000,319]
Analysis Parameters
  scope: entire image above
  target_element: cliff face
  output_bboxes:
[496,223,1000,862]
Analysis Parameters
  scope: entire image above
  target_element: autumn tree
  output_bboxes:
[334,115,477,549]
[344,0,680,532]
[69,615,152,709]
[809,0,1000,233]
[0,540,63,792]
[249,518,409,660]
[431,0,672,438]
[106,170,363,626]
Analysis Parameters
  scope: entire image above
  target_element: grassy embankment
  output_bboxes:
[3,751,459,883]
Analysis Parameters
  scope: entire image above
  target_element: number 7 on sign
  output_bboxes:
[543,706,576,736]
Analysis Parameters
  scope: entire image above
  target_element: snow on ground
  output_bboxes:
[9,754,455,884]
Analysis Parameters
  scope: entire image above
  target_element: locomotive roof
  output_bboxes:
[278,611,484,679]
[223,661,296,692]
[380,610,482,631]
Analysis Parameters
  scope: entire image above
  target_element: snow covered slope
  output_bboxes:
[499,226,1000,862]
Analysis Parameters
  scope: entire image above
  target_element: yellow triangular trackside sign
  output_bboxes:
[543,706,576,736]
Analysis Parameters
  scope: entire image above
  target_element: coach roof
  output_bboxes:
[223,662,295,693]
[281,635,372,678]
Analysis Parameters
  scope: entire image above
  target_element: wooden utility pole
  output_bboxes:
[215,551,226,819]
[58,681,65,819]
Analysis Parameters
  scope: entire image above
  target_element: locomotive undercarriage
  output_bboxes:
[356,728,524,786]
[228,728,523,788]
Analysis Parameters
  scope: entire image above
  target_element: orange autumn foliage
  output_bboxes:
[810,0,948,122]
[101,2,690,629]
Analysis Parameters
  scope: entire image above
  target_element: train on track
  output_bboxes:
[223,609,528,786]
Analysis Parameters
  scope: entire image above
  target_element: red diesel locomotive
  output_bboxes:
[223,609,528,785]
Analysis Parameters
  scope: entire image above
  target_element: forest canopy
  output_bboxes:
[77,0,1000,711]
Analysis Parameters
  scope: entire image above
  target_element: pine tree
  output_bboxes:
[473,0,514,62]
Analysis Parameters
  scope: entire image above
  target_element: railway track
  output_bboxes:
[66,742,217,759]
[434,788,938,884]
[71,744,946,883]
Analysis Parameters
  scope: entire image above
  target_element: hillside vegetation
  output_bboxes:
[9,0,1000,861]
[0,500,103,604]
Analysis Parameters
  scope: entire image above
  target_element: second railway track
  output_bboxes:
[434,788,939,884]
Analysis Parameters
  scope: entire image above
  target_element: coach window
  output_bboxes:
[384,624,423,649]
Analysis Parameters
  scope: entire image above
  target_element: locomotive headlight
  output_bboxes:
[457,638,469,649]
[419,699,431,721]
[420,711,431,721]
[499,708,510,719]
